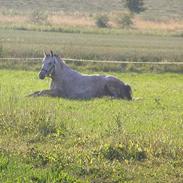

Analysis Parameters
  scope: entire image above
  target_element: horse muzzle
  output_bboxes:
[39,71,46,80]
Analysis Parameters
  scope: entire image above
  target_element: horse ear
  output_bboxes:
[50,50,53,57]
[43,51,47,57]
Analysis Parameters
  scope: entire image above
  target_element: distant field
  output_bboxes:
[0,0,183,32]
[0,70,183,182]
[0,29,183,61]
[1,14,183,32]
[0,28,183,72]
[0,0,183,20]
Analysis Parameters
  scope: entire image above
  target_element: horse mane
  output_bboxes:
[53,54,66,69]
[54,54,64,62]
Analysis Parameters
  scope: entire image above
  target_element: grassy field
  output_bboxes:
[0,69,183,182]
[0,1,183,181]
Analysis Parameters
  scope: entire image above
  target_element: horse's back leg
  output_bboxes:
[105,82,121,98]
[105,80,132,100]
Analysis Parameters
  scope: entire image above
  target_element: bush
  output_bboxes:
[30,10,48,24]
[116,14,133,29]
[95,15,109,28]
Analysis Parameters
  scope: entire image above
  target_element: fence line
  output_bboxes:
[0,57,183,65]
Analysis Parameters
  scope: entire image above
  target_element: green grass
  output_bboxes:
[0,0,183,20]
[0,69,183,182]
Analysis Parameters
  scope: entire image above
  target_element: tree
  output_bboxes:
[116,14,133,29]
[125,0,146,14]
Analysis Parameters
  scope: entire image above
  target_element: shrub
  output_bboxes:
[95,15,109,28]
[30,10,48,24]
[101,143,147,162]
[117,14,133,29]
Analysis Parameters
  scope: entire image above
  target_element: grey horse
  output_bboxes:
[29,51,132,100]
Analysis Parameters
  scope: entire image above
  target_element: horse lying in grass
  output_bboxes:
[29,51,132,100]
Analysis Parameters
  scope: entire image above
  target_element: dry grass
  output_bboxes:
[0,15,27,23]
[134,17,183,31]
[0,13,183,31]
[48,14,94,27]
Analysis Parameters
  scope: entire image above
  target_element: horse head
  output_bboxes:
[39,51,57,79]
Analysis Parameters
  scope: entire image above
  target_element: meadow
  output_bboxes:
[0,1,183,182]
[0,69,183,182]
[0,16,182,183]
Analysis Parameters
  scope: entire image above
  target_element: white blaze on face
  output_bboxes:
[39,56,55,79]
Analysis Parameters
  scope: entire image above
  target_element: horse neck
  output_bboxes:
[52,57,81,83]
[57,57,81,76]
[50,61,63,89]
[54,60,65,78]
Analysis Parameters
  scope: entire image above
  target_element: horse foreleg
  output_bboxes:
[26,91,41,97]
[38,89,58,97]
[27,89,59,97]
